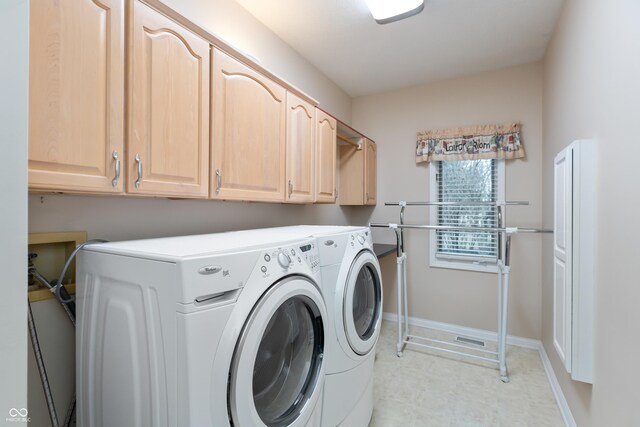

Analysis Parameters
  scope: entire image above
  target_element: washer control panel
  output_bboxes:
[350,230,372,248]
[277,251,291,269]
[258,240,320,276]
[298,241,320,272]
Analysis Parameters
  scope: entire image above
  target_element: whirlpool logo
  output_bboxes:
[6,408,30,423]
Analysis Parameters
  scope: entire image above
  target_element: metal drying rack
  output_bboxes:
[370,201,551,382]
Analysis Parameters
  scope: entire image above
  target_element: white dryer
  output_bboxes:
[278,225,383,427]
[76,229,327,427]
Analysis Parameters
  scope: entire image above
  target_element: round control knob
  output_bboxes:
[357,235,366,245]
[277,252,291,269]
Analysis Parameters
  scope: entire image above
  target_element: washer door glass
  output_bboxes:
[252,296,323,426]
[352,264,380,340]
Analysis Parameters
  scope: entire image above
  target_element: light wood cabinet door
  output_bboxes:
[314,110,337,203]
[338,142,364,206]
[29,0,125,193]
[364,139,377,205]
[212,49,286,202]
[339,138,377,205]
[128,1,210,197]
[285,93,315,203]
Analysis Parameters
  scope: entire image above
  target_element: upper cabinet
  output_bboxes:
[339,133,377,206]
[28,0,374,206]
[286,93,316,203]
[211,49,287,202]
[29,0,125,193]
[315,110,337,203]
[127,1,210,198]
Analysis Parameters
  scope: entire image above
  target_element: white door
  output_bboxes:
[553,146,573,372]
[343,251,383,355]
[229,276,326,427]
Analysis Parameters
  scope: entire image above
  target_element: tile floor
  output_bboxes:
[369,321,565,427]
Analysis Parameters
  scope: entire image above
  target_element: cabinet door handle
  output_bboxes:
[111,151,120,187]
[215,169,222,194]
[288,180,293,198]
[135,154,143,189]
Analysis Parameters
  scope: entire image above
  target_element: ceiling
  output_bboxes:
[233,0,564,97]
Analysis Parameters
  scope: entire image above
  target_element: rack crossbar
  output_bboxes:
[407,334,499,356]
[370,223,552,234]
[403,339,500,364]
[384,201,529,206]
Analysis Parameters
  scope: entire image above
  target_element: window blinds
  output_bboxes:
[436,159,498,259]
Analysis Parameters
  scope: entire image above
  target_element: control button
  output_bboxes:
[277,252,291,269]
[261,266,267,273]
[291,248,296,255]
[297,257,301,263]
[351,235,355,240]
[357,235,366,245]
[264,254,271,262]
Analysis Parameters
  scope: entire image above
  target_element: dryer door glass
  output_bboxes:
[352,263,381,340]
[253,296,323,426]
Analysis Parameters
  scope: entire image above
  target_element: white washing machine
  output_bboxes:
[276,226,383,427]
[76,229,327,427]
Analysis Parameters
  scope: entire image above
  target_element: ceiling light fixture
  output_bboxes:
[365,0,424,24]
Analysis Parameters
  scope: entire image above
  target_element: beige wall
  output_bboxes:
[542,0,640,425]
[350,64,544,339]
[28,195,354,240]
[1,0,29,420]
[162,0,351,122]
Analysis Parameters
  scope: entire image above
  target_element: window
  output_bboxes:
[429,159,505,273]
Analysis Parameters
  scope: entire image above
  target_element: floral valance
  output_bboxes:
[416,122,525,163]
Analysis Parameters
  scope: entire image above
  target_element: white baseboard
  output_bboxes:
[539,343,577,427]
[382,312,575,427]
[382,312,540,349]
